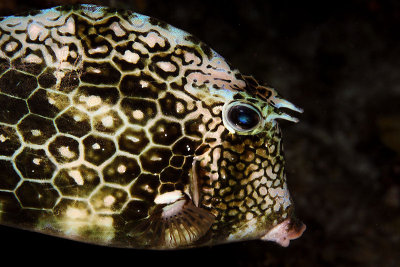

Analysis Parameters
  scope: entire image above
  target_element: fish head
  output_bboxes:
[186,70,306,246]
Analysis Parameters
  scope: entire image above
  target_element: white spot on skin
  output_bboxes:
[154,190,183,204]
[122,50,140,63]
[176,102,184,113]
[23,54,43,64]
[198,124,206,133]
[5,42,18,52]
[274,202,281,212]
[66,207,88,219]
[138,31,165,48]
[132,110,144,120]
[86,95,102,107]
[27,22,47,41]
[139,80,149,88]
[246,213,254,220]
[0,134,8,143]
[54,70,65,81]
[156,61,176,72]
[87,66,102,74]
[70,51,77,58]
[268,187,285,198]
[150,155,162,161]
[68,170,84,185]
[33,158,41,165]
[131,17,145,27]
[249,169,264,181]
[58,17,75,35]
[103,195,116,207]
[58,146,75,159]
[132,42,147,54]
[259,186,268,196]
[117,164,126,174]
[182,50,201,65]
[260,177,268,184]
[110,21,126,37]
[88,45,109,55]
[48,97,56,105]
[101,115,114,127]
[261,197,273,210]
[266,166,277,179]
[143,184,153,193]
[127,135,139,143]
[73,115,83,122]
[92,143,101,150]
[45,39,69,63]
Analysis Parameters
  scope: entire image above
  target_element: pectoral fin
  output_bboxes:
[129,193,215,249]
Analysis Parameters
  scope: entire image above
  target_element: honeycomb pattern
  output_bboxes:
[15,148,56,180]
[55,107,91,137]
[28,89,70,118]
[48,135,80,164]
[17,115,57,145]
[0,70,37,99]
[16,181,59,209]
[90,186,128,213]
[54,165,100,197]
[103,156,141,185]
[0,4,298,249]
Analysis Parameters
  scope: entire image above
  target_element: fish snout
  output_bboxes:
[260,218,306,247]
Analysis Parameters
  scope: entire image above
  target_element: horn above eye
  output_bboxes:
[223,102,263,133]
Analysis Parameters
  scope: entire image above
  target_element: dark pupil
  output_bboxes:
[228,105,260,130]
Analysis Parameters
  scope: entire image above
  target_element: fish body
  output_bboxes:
[0,4,305,249]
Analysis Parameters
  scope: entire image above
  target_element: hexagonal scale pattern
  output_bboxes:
[28,89,70,118]
[15,148,56,180]
[17,114,57,145]
[118,127,149,155]
[54,198,91,219]
[103,156,140,185]
[54,165,100,198]
[83,135,116,166]
[90,186,128,213]
[93,110,123,134]
[48,135,80,164]
[55,107,91,137]
[0,70,37,99]
[129,173,160,202]
[149,119,182,145]
[16,181,59,209]
[139,147,172,173]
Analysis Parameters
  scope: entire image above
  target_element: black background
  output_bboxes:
[0,0,399,266]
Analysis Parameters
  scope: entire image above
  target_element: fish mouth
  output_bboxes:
[260,218,306,247]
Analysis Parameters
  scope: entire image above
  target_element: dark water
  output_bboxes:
[0,0,399,266]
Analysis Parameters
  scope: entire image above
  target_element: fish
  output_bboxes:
[0,4,305,249]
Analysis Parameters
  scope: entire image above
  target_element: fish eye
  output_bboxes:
[223,102,263,133]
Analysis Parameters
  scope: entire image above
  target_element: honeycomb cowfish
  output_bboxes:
[0,4,305,249]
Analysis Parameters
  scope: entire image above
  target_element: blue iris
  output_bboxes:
[228,104,260,131]
[238,112,252,125]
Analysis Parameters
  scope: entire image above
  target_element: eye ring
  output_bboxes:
[223,101,263,133]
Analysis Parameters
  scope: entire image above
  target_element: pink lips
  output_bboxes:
[261,218,306,247]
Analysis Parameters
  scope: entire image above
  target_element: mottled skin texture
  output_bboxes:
[0,4,303,249]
